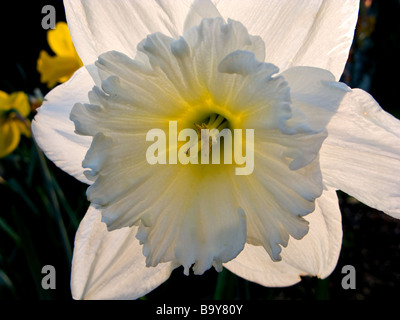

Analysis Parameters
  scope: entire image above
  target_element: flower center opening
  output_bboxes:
[187,113,230,156]
[176,110,252,175]
[181,111,234,165]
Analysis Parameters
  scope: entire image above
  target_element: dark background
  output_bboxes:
[0,0,399,300]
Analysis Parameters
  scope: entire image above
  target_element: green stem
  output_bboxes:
[51,176,79,229]
[315,278,330,300]
[34,142,72,265]
[213,268,237,300]
[12,207,51,299]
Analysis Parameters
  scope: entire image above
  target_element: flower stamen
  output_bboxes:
[185,113,230,157]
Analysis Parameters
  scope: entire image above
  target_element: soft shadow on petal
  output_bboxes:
[224,188,342,286]
[64,0,193,65]
[32,66,93,184]
[280,66,351,132]
[320,89,400,219]
[71,206,175,300]
[215,0,359,80]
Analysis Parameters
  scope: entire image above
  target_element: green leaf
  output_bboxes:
[0,217,21,246]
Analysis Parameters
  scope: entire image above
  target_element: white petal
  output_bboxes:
[280,66,351,133]
[183,17,265,93]
[234,147,323,261]
[71,206,175,300]
[224,188,342,286]
[320,89,400,218]
[215,0,359,79]
[183,0,223,31]
[64,0,193,65]
[32,67,93,184]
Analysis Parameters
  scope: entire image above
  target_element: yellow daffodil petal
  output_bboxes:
[0,91,9,110]
[48,22,78,57]
[0,119,21,158]
[0,91,31,157]
[0,91,30,115]
[8,91,31,117]
[38,22,83,88]
[15,120,31,138]
[37,50,83,88]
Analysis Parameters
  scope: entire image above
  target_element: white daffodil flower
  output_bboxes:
[32,0,400,300]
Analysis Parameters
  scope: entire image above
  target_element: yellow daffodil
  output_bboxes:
[0,91,31,158]
[37,22,83,88]
[32,0,400,300]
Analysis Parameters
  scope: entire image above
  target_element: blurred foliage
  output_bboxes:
[0,0,399,300]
